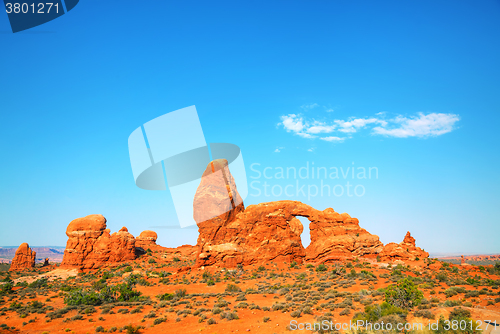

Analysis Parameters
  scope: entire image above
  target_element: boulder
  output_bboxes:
[61,215,136,270]
[9,243,36,271]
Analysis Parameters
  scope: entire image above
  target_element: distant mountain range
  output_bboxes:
[0,246,65,263]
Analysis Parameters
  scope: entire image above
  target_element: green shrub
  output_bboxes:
[385,278,423,309]
[225,284,241,293]
[352,302,407,323]
[64,283,141,306]
[157,293,174,301]
[414,309,435,319]
[174,289,187,298]
[444,299,461,307]
[153,317,166,325]
[316,264,327,272]
[124,324,142,334]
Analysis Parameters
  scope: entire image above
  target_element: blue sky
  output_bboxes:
[0,0,499,255]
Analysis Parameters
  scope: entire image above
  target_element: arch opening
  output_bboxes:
[296,216,311,248]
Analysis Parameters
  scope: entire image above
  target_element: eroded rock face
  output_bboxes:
[305,209,384,263]
[9,243,36,271]
[194,159,245,266]
[379,231,429,261]
[136,230,158,249]
[196,201,306,267]
[61,215,136,270]
[195,196,383,267]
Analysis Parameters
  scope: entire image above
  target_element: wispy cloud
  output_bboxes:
[278,110,460,143]
[301,103,319,111]
[372,113,460,138]
[335,118,386,133]
[274,146,285,153]
[320,136,346,142]
[307,121,336,134]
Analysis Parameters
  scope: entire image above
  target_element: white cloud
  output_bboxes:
[372,113,460,138]
[280,114,305,133]
[296,132,316,139]
[279,114,316,138]
[320,136,346,142]
[279,109,460,145]
[307,148,315,152]
[274,148,280,153]
[335,118,387,133]
[307,122,336,134]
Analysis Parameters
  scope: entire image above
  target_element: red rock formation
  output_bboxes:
[305,209,383,263]
[189,159,435,268]
[42,258,50,267]
[136,230,158,249]
[196,201,306,267]
[9,243,36,271]
[162,244,198,262]
[379,231,429,261]
[194,160,385,267]
[194,159,245,225]
[61,215,136,270]
[195,196,384,267]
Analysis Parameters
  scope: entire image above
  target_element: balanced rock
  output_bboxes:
[9,243,36,271]
[61,215,136,270]
[379,231,429,261]
[136,230,158,249]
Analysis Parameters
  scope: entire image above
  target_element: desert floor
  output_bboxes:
[1,254,499,334]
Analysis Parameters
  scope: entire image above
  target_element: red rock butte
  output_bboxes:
[60,215,136,270]
[9,243,36,271]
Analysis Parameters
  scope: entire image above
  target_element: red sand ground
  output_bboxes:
[1,254,499,334]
